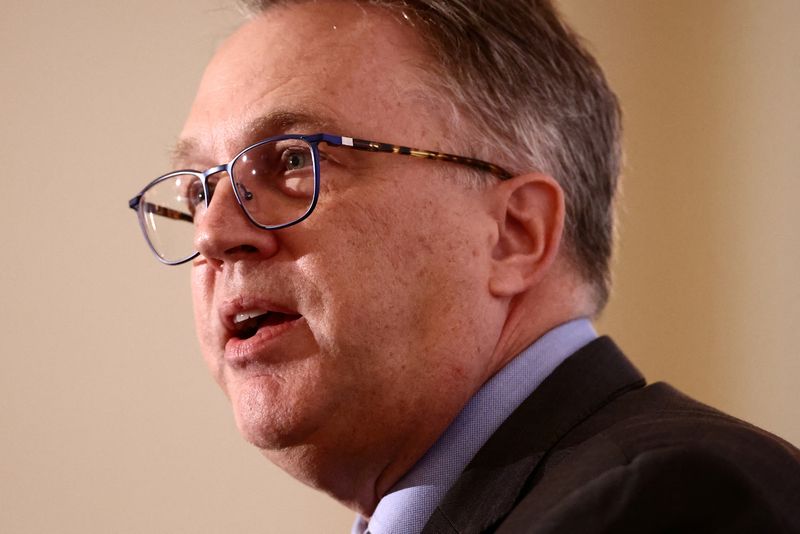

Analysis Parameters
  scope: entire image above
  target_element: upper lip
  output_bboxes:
[218,296,301,339]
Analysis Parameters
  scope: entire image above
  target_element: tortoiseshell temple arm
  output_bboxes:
[129,196,194,223]
[327,135,514,180]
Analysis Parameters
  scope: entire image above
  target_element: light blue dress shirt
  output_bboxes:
[352,318,597,534]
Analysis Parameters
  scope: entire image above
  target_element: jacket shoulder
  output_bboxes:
[499,383,800,533]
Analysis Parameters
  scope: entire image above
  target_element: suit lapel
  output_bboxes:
[422,337,645,534]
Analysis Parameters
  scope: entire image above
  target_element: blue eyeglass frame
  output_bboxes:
[129,132,514,265]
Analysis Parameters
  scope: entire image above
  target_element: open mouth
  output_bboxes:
[231,310,302,340]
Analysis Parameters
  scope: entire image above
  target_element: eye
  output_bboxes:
[175,175,205,218]
[183,180,206,219]
[281,149,311,172]
[188,180,205,206]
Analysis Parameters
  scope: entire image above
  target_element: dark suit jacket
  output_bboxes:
[422,337,800,533]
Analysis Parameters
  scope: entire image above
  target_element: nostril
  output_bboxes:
[224,244,260,255]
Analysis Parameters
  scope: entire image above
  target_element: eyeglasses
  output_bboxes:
[129,133,513,265]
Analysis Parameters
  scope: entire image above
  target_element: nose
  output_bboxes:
[193,172,279,267]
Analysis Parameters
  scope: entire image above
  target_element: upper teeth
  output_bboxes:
[234,309,268,324]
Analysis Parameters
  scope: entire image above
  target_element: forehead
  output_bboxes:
[180,0,441,161]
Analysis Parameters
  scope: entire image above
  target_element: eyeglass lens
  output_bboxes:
[138,138,316,263]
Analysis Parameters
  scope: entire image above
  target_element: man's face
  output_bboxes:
[183,0,505,488]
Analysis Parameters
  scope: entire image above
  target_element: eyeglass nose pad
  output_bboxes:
[237,182,254,201]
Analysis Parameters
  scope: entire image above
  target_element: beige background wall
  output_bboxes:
[1,1,797,532]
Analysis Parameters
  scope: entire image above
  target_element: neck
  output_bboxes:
[489,269,595,377]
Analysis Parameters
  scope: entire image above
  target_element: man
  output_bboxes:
[129,0,800,532]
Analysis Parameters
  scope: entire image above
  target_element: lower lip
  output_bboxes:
[224,316,304,367]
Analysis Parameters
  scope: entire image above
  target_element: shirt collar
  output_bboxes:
[353,318,597,534]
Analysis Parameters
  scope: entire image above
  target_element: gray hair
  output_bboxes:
[238,0,622,312]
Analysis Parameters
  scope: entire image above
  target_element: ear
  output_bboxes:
[488,173,565,298]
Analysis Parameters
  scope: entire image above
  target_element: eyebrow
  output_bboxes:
[170,108,340,168]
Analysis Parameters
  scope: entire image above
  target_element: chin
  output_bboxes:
[237,421,285,450]
[230,378,319,450]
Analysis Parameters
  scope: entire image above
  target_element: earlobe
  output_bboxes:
[488,173,565,298]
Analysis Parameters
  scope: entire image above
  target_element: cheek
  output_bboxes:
[190,267,213,331]
[299,190,489,357]
[191,266,223,378]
